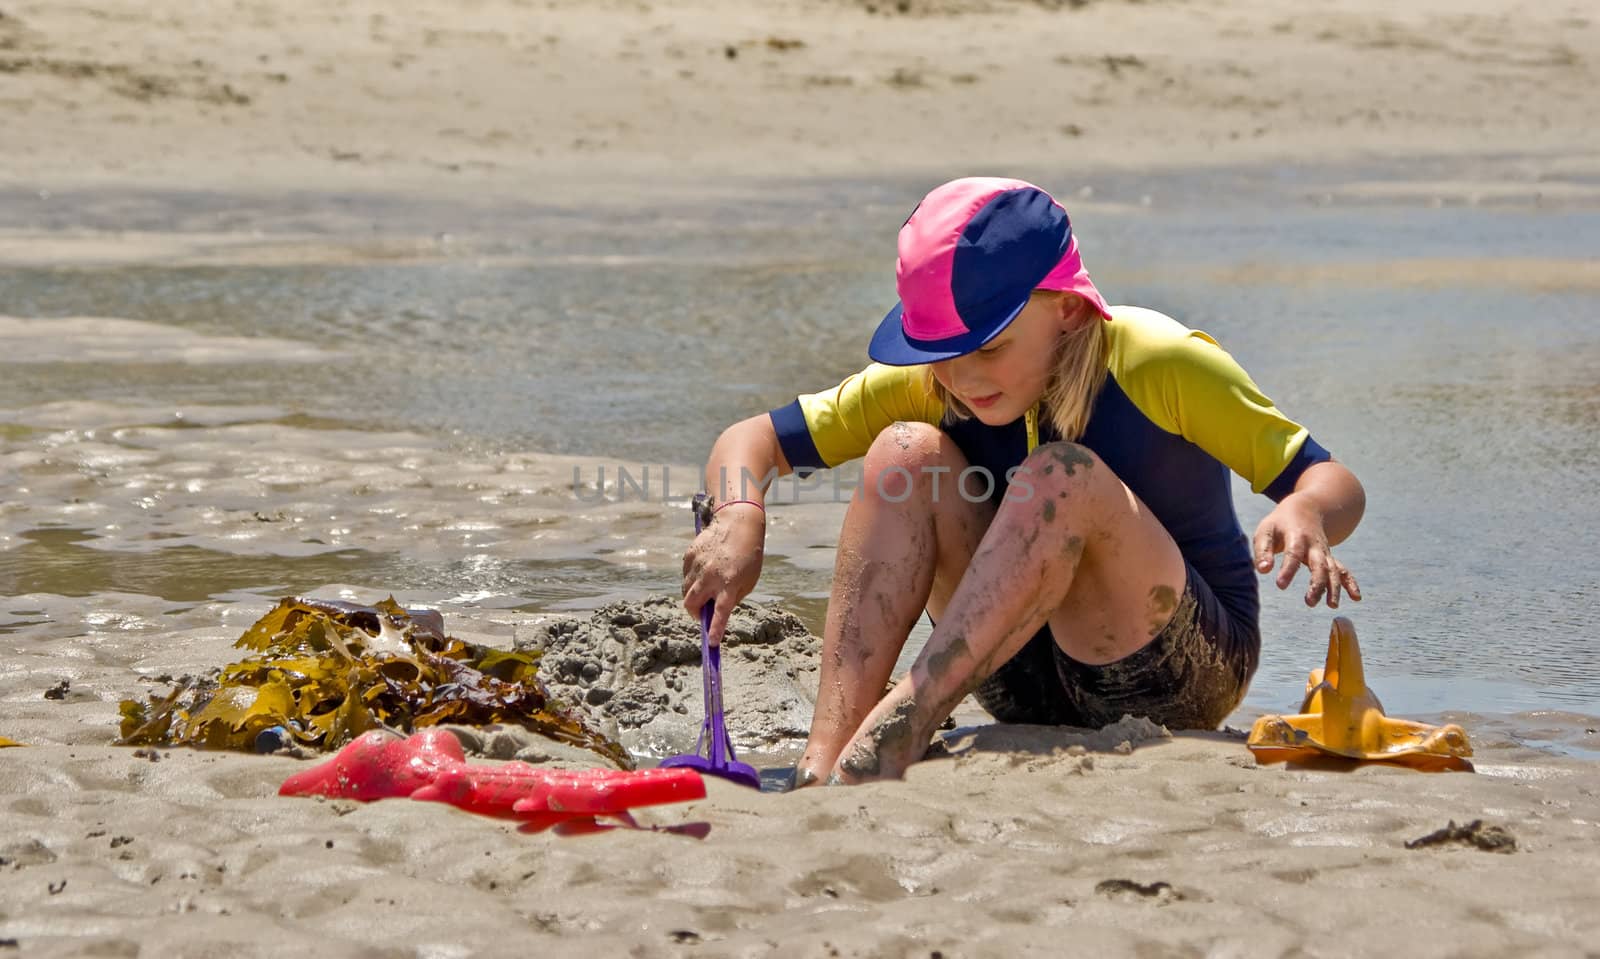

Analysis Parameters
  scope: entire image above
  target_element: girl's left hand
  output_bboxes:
[1253,498,1362,609]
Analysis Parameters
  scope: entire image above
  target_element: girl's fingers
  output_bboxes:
[1256,516,1356,608]
[685,575,745,638]
[1253,523,1280,573]
[707,595,734,648]
[1275,540,1305,591]
[682,554,704,591]
[1304,547,1329,606]
[1343,566,1363,602]
[683,578,713,616]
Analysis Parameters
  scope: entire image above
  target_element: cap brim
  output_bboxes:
[867,299,1028,366]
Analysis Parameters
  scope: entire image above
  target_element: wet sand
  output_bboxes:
[3,590,1600,956]
[2,410,1599,955]
[10,737,1600,957]
[3,232,1599,956]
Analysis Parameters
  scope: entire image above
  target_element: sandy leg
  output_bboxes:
[831,441,1187,783]
[793,423,992,786]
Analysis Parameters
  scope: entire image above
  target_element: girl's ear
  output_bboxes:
[1056,292,1093,331]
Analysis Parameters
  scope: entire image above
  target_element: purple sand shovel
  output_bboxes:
[660,494,762,790]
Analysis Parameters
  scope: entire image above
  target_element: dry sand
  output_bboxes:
[0,0,1597,198]
[4,0,1600,955]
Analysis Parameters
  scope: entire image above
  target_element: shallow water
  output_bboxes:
[1,164,1597,743]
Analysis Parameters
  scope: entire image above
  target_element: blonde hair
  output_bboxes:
[926,291,1108,442]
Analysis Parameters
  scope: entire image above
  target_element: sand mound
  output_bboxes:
[513,598,1182,767]
[515,595,822,758]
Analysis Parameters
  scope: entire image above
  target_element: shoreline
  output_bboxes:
[5,149,1600,234]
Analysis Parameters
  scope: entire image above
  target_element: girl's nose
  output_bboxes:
[942,355,980,392]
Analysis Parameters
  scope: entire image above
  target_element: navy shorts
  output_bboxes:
[971,563,1259,731]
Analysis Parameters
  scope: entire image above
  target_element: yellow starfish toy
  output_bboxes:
[1247,617,1473,771]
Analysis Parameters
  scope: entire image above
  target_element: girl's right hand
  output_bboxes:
[681,504,765,646]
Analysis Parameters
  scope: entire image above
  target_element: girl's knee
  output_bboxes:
[1015,442,1104,494]
[863,422,958,474]
[1002,442,1119,525]
[860,423,972,506]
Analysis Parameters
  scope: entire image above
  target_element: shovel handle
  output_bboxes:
[691,493,739,768]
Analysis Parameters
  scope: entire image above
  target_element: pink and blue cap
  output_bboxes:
[868,177,1114,367]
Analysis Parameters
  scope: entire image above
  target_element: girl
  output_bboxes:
[681,177,1364,785]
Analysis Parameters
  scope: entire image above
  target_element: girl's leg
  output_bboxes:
[793,422,992,787]
[831,440,1189,783]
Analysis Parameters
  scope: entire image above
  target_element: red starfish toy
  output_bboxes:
[279,729,709,836]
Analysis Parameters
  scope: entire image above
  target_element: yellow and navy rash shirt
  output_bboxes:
[767,306,1332,630]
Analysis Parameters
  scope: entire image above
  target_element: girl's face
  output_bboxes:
[929,293,1083,426]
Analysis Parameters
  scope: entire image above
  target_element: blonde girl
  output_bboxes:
[681,177,1364,784]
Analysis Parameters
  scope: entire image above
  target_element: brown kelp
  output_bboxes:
[118,597,631,768]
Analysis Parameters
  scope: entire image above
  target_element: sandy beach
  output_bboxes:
[4,589,1600,958]
[3,0,1600,955]
[1,0,1598,197]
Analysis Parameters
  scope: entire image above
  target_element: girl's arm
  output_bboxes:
[1253,459,1366,608]
[682,415,792,644]
[703,414,791,510]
